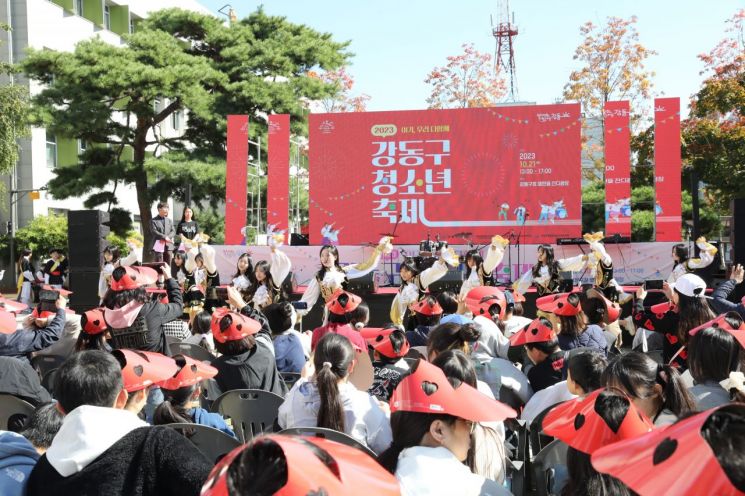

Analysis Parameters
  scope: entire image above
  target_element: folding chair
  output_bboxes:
[169,342,215,363]
[0,394,35,432]
[279,372,301,389]
[166,423,241,464]
[211,389,284,443]
[279,426,377,458]
[30,354,65,379]
[532,439,569,496]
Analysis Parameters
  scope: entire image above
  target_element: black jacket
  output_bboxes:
[26,426,212,496]
[150,215,175,250]
[0,308,65,360]
[0,356,52,405]
[711,279,745,320]
[213,342,287,397]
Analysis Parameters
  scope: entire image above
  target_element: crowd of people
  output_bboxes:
[1,219,744,496]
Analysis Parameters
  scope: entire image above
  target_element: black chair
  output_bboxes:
[504,417,529,496]
[279,426,377,458]
[211,389,284,443]
[529,403,562,456]
[498,385,525,412]
[279,372,301,389]
[0,394,35,432]
[30,354,65,379]
[532,439,569,496]
[165,335,181,354]
[166,423,241,464]
[41,368,59,393]
[170,342,215,363]
[200,378,222,411]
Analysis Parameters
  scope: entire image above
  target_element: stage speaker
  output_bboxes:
[68,270,101,312]
[347,273,377,294]
[731,199,745,266]
[67,210,110,271]
[428,269,463,295]
[290,233,309,246]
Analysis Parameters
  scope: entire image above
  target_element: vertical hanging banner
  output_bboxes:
[267,114,291,234]
[225,115,249,245]
[603,101,632,237]
[654,97,682,241]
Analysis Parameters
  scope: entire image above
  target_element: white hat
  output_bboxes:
[673,273,707,298]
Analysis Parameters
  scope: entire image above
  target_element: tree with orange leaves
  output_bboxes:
[563,16,656,180]
[425,43,506,109]
[310,67,370,113]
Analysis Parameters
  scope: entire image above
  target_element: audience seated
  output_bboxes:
[182,311,216,355]
[20,402,64,453]
[311,291,367,352]
[405,296,443,347]
[0,298,66,360]
[0,356,52,406]
[364,326,411,402]
[509,317,565,392]
[263,302,307,374]
[0,431,39,496]
[75,308,111,352]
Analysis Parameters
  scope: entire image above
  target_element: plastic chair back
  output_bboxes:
[279,372,301,389]
[169,342,215,363]
[0,394,35,432]
[210,389,284,442]
[166,423,241,464]
[532,439,569,496]
[279,426,377,458]
[41,368,59,394]
[30,354,66,379]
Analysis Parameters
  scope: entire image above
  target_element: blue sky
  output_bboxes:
[198,0,741,117]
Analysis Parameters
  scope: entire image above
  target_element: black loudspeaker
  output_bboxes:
[427,269,463,295]
[67,210,110,271]
[731,199,745,266]
[347,273,377,294]
[68,270,101,312]
[290,233,309,246]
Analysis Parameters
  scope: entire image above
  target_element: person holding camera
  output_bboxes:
[0,291,67,360]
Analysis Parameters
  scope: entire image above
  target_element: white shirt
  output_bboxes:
[472,316,511,362]
[396,446,510,496]
[277,378,392,454]
[521,380,576,425]
[502,315,532,338]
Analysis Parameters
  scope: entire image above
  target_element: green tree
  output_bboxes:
[14,214,67,258]
[581,181,605,234]
[22,8,349,257]
[0,24,29,176]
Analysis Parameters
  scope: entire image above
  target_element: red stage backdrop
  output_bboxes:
[654,97,682,241]
[308,104,582,245]
[604,101,632,237]
[267,114,290,233]
[225,115,249,245]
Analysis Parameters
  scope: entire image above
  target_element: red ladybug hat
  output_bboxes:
[689,314,745,349]
[592,404,745,496]
[362,327,410,359]
[0,309,17,335]
[536,292,581,316]
[201,434,400,496]
[409,298,443,316]
[508,318,556,347]
[41,285,73,297]
[326,290,362,316]
[0,297,28,314]
[112,349,179,392]
[650,300,675,316]
[542,388,653,455]
[31,307,57,319]
[80,308,107,336]
[390,359,516,422]
[210,309,261,344]
[160,354,218,390]
[465,286,506,320]
[584,288,621,324]
[110,266,149,291]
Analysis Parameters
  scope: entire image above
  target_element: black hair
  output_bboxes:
[465,249,484,280]
[700,404,745,492]
[675,291,716,346]
[247,260,284,305]
[562,390,636,496]
[74,330,109,352]
[437,291,459,315]
[191,311,212,335]
[377,410,458,473]
[426,322,481,359]
[102,266,149,309]
[688,326,742,384]
[316,245,344,282]
[602,351,695,419]
[20,402,64,450]
[724,311,744,329]
[103,246,121,264]
[414,295,442,327]
[509,301,525,317]
[153,358,199,427]
[526,338,560,356]
[533,244,560,280]
[313,333,355,432]
[55,350,123,414]
[558,293,585,339]
[432,349,478,388]
[581,296,606,326]
[180,206,195,222]
[156,201,168,210]
[399,258,421,290]
[347,301,370,330]
[262,302,294,336]
[18,248,32,265]
[567,351,608,394]
[672,243,689,264]
[232,252,255,283]
[373,326,409,365]
[226,437,340,495]
[214,335,255,356]
[171,252,188,278]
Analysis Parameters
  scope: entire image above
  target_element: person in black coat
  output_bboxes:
[711,263,745,320]
[26,350,211,496]
[150,202,175,264]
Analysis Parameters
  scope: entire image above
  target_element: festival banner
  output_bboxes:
[654,98,682,241]
[603,101,632,237]
[267,114,291,234]
[224,115,249,245]
[308,104,582,245]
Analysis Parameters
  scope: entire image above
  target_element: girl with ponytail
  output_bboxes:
[426,322,481,362]
[602,351,695,426]
[278,333,392,454]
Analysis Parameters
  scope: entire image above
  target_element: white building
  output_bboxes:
[0,0,212,235]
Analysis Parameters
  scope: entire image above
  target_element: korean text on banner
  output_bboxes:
[225,115,249,245]
[604,101,632,237]
[654,98,682,241]
[267,114,291,233]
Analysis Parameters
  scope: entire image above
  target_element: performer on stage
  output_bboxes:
[231,253,255,302]
[98,240,141,302]
[247,231,292,310]
[17,249,34,306]
[668,238,718,284]
[170,251,189,289]
[184,233,219,315]
[390,247,459,327]
[299,236,393,310]
[513,244,591,297]
[42,248,68,289]
[459,235,509,300]
[583,231,631,303]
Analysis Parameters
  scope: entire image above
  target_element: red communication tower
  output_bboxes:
[492,0,519,101]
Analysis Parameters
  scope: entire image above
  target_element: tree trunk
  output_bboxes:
[133,121,155,262]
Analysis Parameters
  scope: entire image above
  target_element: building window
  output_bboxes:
[46,134,57,168]
[74,0,83,15]
[153,98,161,112]
[78,139,87,155]
[171,110,181,130]
[104,5,111,30]
[129,18,134,34]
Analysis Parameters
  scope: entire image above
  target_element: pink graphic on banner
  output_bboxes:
[604,101,632,237]
[268,114,290,234]
[225,115,249,245]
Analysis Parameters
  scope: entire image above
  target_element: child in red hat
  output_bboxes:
[405,295,444,347]
[363,326,411,402]
[509,317,565,392]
